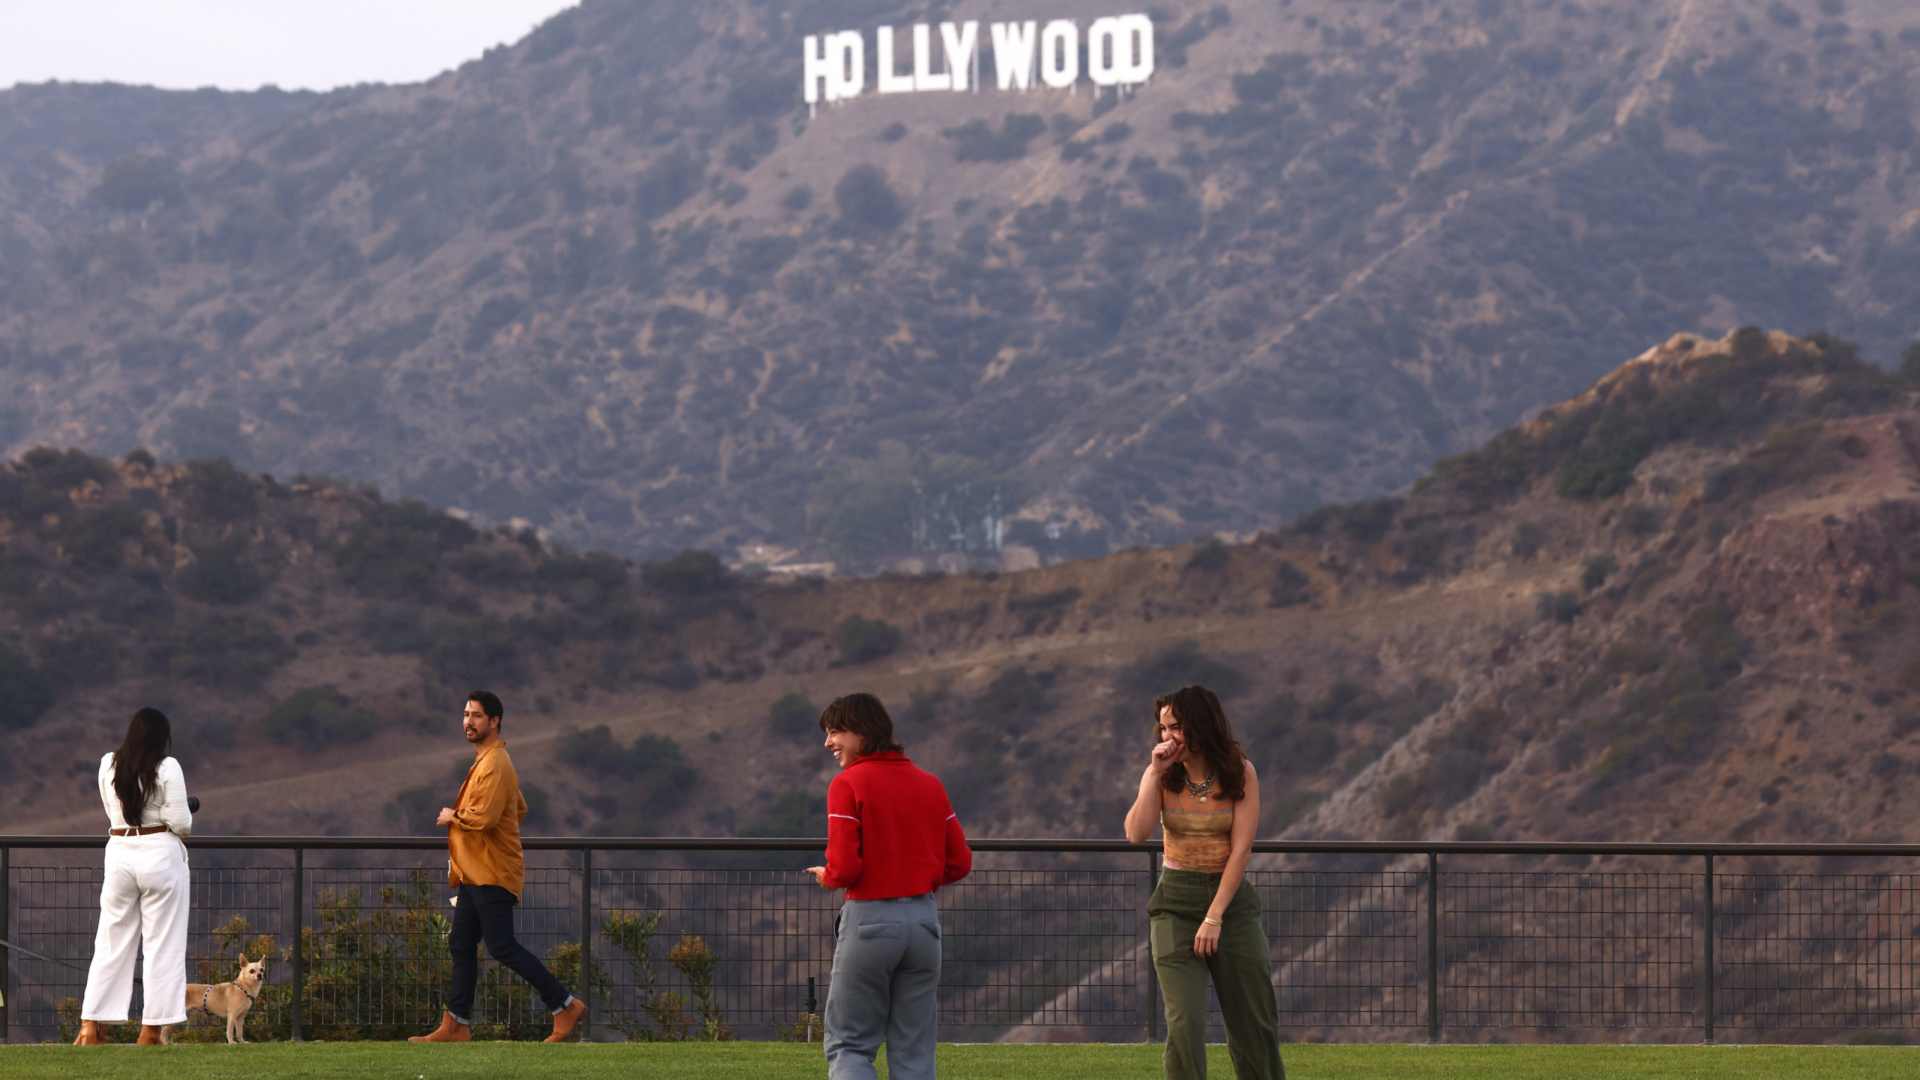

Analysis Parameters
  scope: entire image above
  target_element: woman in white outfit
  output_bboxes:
[74,707,192,1046]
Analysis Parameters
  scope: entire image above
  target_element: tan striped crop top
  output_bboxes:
[1160,804,1234,871]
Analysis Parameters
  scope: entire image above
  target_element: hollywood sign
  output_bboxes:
[802,15,1155,105]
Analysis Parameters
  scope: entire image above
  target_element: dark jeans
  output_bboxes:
[447,882,571,1023]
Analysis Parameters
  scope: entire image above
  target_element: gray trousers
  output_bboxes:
[824,894,942,1080]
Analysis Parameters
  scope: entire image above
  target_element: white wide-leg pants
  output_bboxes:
[80,832,189,1025]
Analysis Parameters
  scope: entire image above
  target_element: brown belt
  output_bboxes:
[109,825,169,837]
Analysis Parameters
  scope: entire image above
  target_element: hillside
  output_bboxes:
[6,327,1920,853]
[3,1,1920,566]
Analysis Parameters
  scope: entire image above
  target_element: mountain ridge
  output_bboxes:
[3,0,1920,564]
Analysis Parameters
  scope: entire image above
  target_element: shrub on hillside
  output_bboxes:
[768,692,818,740]
[736,789,828,868]
[836,616,901,665]
[1289,497,1402,543]
[1537,590,1581,624]
[834,165,904,233]
[38,631,121,688]
[335,500,478,596]
[1581,554,1619,591]
[557,725,698,816]
[92,153,184,212]
[640,549,729,596]
[386,785,441,835]
[359,602,431,654]
[262,686,380,751]
[21,447,114,491]
[149,616,294,690]
[425,616,526,688]
[1122,640,1246,700]
[66,503,146,573]
[0,645,56,730]
[178,539,273,605]
[943,114,1046,162]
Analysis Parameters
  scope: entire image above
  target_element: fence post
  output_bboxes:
[1427,850,1440,1044]
[1,844,9,1045]
[1703,852,1715,1045]
[580,846,593,1042]
[1146,849,1160,1043]
[290,845,304,1042]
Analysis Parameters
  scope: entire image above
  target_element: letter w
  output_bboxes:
[991,21,1037,91]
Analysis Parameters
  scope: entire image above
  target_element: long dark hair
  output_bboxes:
[112,707,172,824]
[818,692,905,755]
[1154,686,1248,802]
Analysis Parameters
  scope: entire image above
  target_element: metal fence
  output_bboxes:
[2,838,1918,1043]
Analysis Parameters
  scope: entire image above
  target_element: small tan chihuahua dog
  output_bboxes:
[179,952,268,1044]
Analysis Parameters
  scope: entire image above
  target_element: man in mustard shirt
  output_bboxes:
[410,691,587,1043]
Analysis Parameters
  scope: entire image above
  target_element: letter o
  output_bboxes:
[1040,19,1078,88]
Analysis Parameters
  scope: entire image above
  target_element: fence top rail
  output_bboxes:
[5,836,1920,857]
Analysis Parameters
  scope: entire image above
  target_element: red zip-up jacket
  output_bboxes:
[821,752,972,900]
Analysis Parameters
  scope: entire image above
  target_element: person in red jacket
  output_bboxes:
[805,692,971,1080]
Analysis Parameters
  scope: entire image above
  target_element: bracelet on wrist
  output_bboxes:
[1202,916,1223,927]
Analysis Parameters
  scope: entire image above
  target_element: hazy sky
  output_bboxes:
[0,1,580,92]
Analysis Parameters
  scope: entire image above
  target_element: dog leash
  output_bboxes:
[0,938,87,972]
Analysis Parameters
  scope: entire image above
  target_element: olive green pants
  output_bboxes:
[1149,870,1284,1080]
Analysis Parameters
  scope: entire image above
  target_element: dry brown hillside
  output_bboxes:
[5,327,1920,849]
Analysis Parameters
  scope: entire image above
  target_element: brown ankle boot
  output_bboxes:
[408,1012,471,1043]
[73,1020,105,1045]
[137,1024,164,1045]
[544,997,587,1042]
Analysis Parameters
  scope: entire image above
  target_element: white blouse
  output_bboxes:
[98,753,193,836]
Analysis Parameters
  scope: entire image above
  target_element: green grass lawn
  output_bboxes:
[0,1042,1916,1079]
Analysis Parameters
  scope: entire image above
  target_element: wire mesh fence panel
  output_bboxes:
[7,866,102,1041]
[1441,871,1698,1028]
[938,868,1146,1037]
[1261,869,1425,1029]
[1716,873,1920,1030]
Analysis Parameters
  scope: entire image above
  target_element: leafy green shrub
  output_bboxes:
[1376,771,1422,818]
[0,645,56,730]
[633,146,705,221]
[150,616,294,689]
[96,568,174,627]
[640,549,729,595]
[943,113,1046,162]
[836,615,901,664]
[1185,538,1230,573]
[335,500,478,596]
[834,165,904,233]
[262,686,380,751]
[1620,504,1665,536]
[1289,497,1402,542]
[736,789,827,868]
[424,616,526,688]
[768,692,818,739]
[1122,639,1246,699]
[359,601,430,653]
[38,631,120,688]
[21,447,114,490]
[66,503,146,572]
[1703,420,1844,503]
[92,153,184,212]
[1581,554,1619,591]
[969,666,1055,728]
[177,539,272,605]
[1510,521,1546,559]
[1537,590,1581,623]
[385,785,441,835]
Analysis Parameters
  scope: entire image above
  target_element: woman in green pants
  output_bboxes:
[1124,685,1284,1080]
